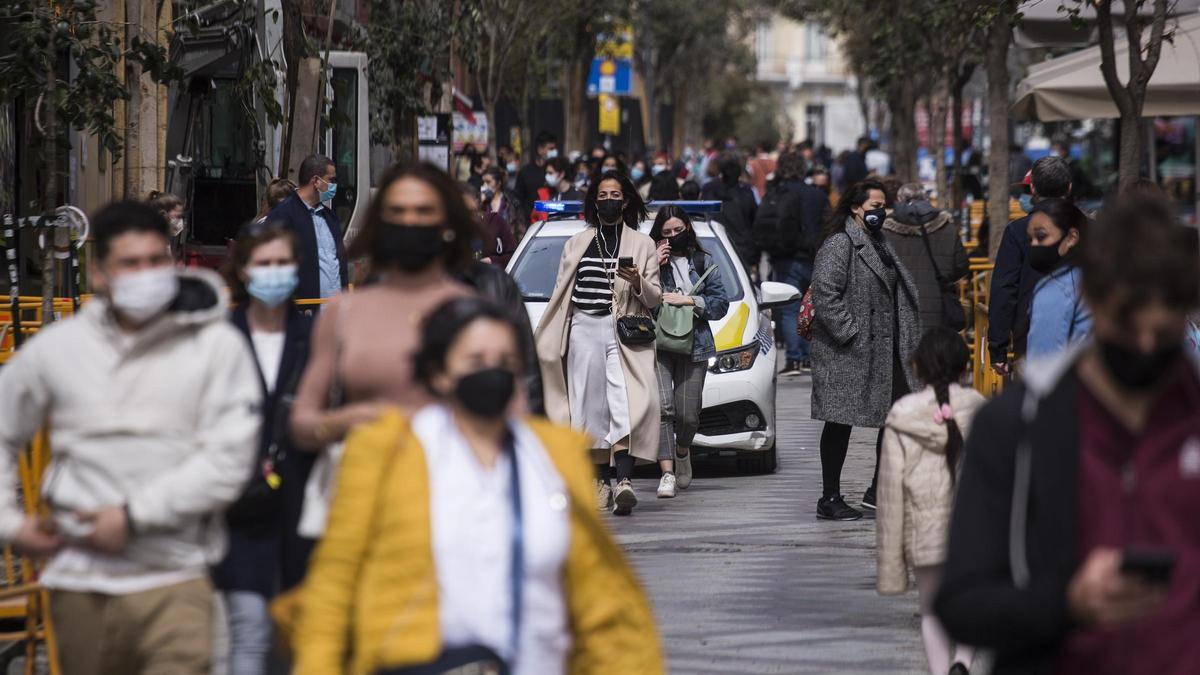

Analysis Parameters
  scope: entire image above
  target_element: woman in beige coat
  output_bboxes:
[877,327,985,675]
[535,171,662,516]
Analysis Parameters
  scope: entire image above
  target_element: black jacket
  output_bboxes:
[514,161,547,223]
[935,353,1082,675]
[987,215,1043,362]
[267,193,349,300]
[755,179,829,262]
[456,262,545,416]
[702,179,759,271]
[216,304,315,594]
[842,151,869,187]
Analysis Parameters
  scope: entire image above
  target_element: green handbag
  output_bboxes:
[655,262,716,355]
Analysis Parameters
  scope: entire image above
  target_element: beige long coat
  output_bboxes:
[534,226,662,463]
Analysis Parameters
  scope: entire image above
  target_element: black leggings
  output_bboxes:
[597,450,635,485]
[819,423,885,498]
[820,356,909,499]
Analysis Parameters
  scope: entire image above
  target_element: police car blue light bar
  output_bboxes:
[648,200,722,214]
[534,201,584,214]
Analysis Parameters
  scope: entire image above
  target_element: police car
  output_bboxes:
[508,201,799,473]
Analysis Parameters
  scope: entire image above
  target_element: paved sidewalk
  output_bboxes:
[610,375,929,674]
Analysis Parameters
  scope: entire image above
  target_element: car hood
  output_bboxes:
[525,298,760,353]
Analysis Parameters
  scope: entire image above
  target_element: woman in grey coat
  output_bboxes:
[810,180,921,521]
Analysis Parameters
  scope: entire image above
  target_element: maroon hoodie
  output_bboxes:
[1057,365,1200,674]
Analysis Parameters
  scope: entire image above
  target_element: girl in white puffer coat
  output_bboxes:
[877,327,986,675]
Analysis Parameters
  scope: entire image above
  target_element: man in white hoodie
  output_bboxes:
[0,201,262,674]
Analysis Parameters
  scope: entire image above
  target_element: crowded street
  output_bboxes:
[4,0,1200,674]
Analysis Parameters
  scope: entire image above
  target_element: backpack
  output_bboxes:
[753,183,801,259]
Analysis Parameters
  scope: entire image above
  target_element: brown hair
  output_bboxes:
[223,220,300,304]
[1081,195,1200,318]
[257,178,297,219]
[147,190,184,215]
[346,162,480,273]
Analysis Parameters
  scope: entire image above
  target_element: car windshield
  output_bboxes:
[512,233,745,303]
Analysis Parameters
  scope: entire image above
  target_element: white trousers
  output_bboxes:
[567,310,631,451]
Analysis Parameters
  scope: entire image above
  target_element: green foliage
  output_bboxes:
[0,0,179,161]
[362,0,473,146]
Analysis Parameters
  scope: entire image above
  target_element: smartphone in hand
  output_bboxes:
[1120,548,1175,585]
[619,256,635,269]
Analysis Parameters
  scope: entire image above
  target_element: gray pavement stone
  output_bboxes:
[610,375,929,675]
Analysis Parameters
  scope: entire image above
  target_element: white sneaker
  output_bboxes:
[613,479,638,515]
[595,480,613,511]
[657,473,677,499]
[676,452,693,490]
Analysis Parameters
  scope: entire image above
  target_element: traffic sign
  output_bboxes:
[587,58,632,96]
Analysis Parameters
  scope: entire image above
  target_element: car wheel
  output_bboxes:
[736,442,777,474]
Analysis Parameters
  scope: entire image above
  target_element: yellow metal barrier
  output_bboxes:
[0,430,62,675]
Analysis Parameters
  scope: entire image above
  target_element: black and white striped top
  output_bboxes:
[572,225,621,315]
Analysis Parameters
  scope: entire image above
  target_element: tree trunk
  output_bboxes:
[279,0,306,177]
[932,92,949,208]
[124,0,142,198]
[950,77,965,213]
[888,84,918,183]
[484,98,498,166]
[1118,111,1144,185]
[393,109,416,161]
[985,11,1011,260]
[41,21,58,322]
[563,58,589,154]
[643,59,659,152]
[671,82,688,157]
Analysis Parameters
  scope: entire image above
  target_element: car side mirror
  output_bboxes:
[757,281,801,310]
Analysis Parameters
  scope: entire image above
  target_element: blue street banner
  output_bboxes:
[587,58,633,97]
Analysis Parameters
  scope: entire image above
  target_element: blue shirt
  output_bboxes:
[1027,266,1092,361]
[308,202,342,298]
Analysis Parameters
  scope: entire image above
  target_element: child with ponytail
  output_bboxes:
[876,326,985,675]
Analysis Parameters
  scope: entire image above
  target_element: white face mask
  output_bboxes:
[169,217,185,237]
[108,266,179,325]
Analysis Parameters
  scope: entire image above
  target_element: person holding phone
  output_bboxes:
[534,171,662,516]
[935,194,1200,675]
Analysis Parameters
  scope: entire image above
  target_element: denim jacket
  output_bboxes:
[658,252,731,362]
[1026,265,1092,361]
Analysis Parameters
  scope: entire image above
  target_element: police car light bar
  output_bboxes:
[534,201,584,214]
[648,200,722,214]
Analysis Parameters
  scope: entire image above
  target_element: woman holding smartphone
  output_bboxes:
[535,171,662,516]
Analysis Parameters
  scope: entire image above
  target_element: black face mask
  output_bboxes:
[665,232,690,253]
[862,207,887,234]
[1028,241,1064,275]
[454,367,516,418]
[596,199,624,225]
[1099,340,1182,391]
[376,224,446,272]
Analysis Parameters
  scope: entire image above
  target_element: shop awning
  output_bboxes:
[1012,12,1200,121]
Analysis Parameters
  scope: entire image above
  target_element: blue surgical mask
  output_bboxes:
[505,162,518,173]
[651,164,667,176]
[546,172,559,186]
[631,167,645,182]
[1019,193,1034,214]
[546,149,559,160]
[318,179,337,203]
[247,264,299,308]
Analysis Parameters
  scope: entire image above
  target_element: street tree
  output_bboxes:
[544,2,625,154]
[0,0,177,318]
[1063,0,1175,185]
[980,0,1020,259]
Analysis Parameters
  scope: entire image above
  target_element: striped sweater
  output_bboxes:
[572,225,621,315]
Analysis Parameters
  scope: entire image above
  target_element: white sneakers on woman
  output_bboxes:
[613,479,638,515]
[656,472,677,498]
[595,480,613,511]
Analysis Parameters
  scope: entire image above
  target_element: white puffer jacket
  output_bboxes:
[876,383,986,595]
[0,268,261,576]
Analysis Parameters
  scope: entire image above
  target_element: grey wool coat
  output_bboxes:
[810,220,921,428]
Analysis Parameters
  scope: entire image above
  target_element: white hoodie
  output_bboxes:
[0,268,262,593]
[876,383,986,595]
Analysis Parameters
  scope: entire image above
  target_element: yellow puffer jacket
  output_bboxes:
[293,409,664,675]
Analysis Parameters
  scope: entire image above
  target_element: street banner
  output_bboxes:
[599,94,620,135]
[417,113,452,171]
[452,112,489,152]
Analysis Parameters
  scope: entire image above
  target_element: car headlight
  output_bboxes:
[708,343,759,374]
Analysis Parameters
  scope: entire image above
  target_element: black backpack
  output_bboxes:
[753,183,801,259]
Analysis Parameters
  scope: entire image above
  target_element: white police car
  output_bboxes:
[507,201,799,473]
